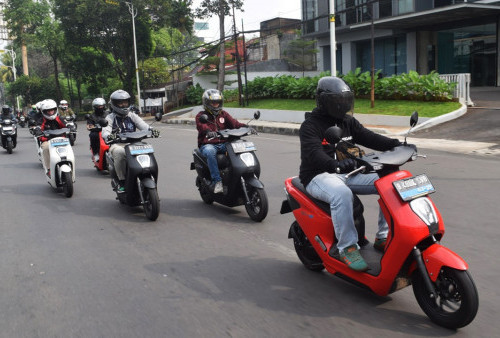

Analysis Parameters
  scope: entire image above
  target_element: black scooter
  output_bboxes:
[64,116,77,146]
[106,129,160,221]
[1,118,17,154]
[190,111,268,222]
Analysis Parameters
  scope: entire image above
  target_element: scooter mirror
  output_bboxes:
[410,111,419,127]
[98,118,108,127]
[154,112,162,121]
[199,114,209,123]
[254,111,261,120]
[325,126,343,144]
[84,114,90,120]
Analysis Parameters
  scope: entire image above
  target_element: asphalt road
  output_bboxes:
[1,124,499,337]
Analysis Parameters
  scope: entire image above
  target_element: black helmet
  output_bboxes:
[109,89,131,116]
[316,76,354,120]
[202,89,223,116]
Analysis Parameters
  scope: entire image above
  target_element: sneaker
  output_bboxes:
[46,169,51,178]
[117,181,126,193]
[94,154,100,162]
[213,181,223,194]
[340,245,369,272]
[373,238,387,252]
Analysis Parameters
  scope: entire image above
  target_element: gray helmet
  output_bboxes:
[92,97,106,116]
[109,90,131,116]
[202,89,223,116]
[316,76,354,120]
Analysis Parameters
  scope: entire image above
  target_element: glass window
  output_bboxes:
[356,36,407,76]
[398,0,414,14]
[303,0,318,34]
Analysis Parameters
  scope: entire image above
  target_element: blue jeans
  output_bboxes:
[200,143,227,183]
[305,172,388,254]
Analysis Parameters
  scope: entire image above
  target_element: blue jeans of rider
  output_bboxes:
[305,172,388,254]
[200,143,227,183]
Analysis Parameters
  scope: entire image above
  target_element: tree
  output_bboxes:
[284,32,318,77]
[196,0,243,91]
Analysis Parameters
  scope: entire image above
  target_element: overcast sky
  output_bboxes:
[192,0,302,42]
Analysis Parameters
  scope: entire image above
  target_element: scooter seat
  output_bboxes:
[291,177,331,215]
[194,148,229,169]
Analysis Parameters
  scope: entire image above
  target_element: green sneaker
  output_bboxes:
[373,238,387,252]
[340,245,368,272]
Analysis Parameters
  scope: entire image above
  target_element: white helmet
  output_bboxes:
[109,89,131,116]
[59,99,69,110]
[35,101,43,113]
[41,99,59,120]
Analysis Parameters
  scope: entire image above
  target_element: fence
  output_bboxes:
[438,73,473,106]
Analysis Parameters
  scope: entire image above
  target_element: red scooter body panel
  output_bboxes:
[422,244,468,281]
[92,131,110,170]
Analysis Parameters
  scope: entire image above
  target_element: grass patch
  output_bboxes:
[224,98,461,118]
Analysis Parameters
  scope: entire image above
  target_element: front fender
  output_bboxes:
[422,244,468,282]
[59,164,72,173]
[140,176,156,189]
[244,175,264,189]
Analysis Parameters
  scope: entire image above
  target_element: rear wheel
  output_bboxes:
[245,187,268,222]
[412,267,478,329]
[289,221,324,271]
[143,187,160,221]
[62,171,73,198]
[6,140,13,154]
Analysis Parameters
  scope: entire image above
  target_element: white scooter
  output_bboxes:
[37,128,75,197]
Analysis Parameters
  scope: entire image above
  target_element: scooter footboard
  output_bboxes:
[422,244,468,282]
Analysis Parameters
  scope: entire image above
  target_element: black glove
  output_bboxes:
[107,133,118,142]
[336,158,357,174]
[151,129,160,138]
[249,127,258,135]
[206,131,217,139]
[34,127,43,137]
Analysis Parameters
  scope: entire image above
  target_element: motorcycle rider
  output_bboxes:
[38,99,67,177]
[59,99,76,120]
[86,97,108,162]
[299,76,402,272]
[195,89,250,194]
[0,105,17,123]
[101,89,159,192]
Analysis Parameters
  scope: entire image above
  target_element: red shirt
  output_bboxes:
[40,116,67,142]
[196,110,246,148]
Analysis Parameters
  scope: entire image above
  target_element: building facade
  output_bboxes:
[302,0,500,86]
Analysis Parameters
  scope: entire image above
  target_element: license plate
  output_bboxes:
[50,138,70,147]
[393,174,435,201]
[2,126,13,131]
[130,144,154,155]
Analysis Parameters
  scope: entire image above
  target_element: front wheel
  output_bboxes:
[62,171,73,198]
[6,140,13,154]
[143,187,160,221]
[412,267,478,329]
[245,187,268,222]
[289,221,324,271]
[69,134,75,146]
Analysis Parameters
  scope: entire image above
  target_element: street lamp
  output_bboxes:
[0,48,20,111]
[329,0,336,76]
[125,1,142,113]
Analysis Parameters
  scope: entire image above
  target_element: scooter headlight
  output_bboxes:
[410,197,438,228]
[239,152,255,167]
[136,154,151,168]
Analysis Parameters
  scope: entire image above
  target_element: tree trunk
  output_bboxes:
[217,2,225,91]
[21,43,29,76]
[52,56,62,101]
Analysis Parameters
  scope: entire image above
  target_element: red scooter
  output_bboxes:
[86,116,110,172]
[281,112,478,329]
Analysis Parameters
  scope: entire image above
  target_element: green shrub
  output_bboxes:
[185,83,204,105]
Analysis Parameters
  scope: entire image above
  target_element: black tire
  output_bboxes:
[62,171,73,198]
[69,134,75,146]
[245,187,268,222]
[196,177,214,205]
[6,140,13,154]
[412,267,478,329]
[143,187,160,221]
[289,221,324,271]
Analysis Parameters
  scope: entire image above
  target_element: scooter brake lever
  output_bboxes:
[345,166,366,179]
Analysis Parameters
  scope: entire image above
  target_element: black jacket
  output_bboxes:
[299,108,400,186]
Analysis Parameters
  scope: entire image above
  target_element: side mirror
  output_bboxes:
[98,118,108,127]
[254,111,261,120]
[199,114,209,123]
[410,111,418,127]
[154,112,162,122]
[84,114,90,120]
[325,126,343,144]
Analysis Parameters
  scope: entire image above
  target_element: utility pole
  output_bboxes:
[370,1,375,108]
[125,1,141,111]
[232,5,243,106]
[242,19,249,107]
[1,49,20,110]
[329,0,336,76]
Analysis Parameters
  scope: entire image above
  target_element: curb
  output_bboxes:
[403,103,468,134]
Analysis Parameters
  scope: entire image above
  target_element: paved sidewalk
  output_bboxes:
[162,104,499,157]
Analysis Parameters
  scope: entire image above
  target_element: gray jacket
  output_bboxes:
[102,111,149,140]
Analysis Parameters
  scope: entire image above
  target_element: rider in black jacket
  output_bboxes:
[299,76,400,272]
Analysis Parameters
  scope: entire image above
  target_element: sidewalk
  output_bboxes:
[163,104,499,157]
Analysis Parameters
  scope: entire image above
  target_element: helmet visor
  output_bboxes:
[321,92,354,119]
[43,108,57,117]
